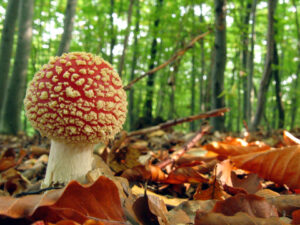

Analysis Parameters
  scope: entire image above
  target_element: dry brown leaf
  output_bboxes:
[133,194,169,225]
[216,160,262,194]
[292,209,300,225]
[194,211,287,225]
[283,131,300,146]
[212,193,278,218]
[121,164,166,182]
[32,219,105,225]
[193,178,227,200]
[0,176,126,225]
[262,194,300,217]
[168,199,216,224]
[0,168,31,195]
[131,185,186,207]
[231,145,300,189]
[0,148,27,172]
[161,166,209,184]
[203,137,270,157]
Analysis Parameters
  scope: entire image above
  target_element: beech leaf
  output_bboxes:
[203,137,270,157]
[231,145,300,189]
[212,193,278,218]
[0,176,126,224]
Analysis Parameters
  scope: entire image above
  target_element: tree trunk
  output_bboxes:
[129,0,140,131]
[211,0,227,131]
[199,4,206,113]
[56,0,77,56]
[0,0,34,134]
[168,58,181,120]
[246,0,257,125]
[118,0,134,77]
[290,0,300,129]
[273,44,284,128]
[191,46,196,131]
[250,0,277,131]
[241,1,252,122]
[109,0,116,64]
[144,0,163,123]
[0,0,20,116]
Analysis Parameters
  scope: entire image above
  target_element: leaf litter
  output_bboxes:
[1,123,300,224]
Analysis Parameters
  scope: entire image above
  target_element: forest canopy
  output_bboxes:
[0,0,299,135]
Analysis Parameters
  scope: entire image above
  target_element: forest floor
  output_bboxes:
[0,123,300,225]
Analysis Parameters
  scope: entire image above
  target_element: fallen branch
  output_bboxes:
[124,30,212,91]
[156,125,211,169]
[127,107,230,137]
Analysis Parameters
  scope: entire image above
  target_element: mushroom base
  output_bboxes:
[42,140,95,188]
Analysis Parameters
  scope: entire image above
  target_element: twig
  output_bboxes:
[127,107,229,137]
[15,186,62,198]
[124,30,212,91]
[156,125,211,169]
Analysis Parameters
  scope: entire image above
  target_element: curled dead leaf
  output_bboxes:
[0,176,126,225]
[133,194,169,225]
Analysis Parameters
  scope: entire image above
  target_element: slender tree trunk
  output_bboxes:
[273,44,284,128]
[204,43,214,112]
[241,1,252,122]
[0,0,34,134]
[118,0,134,77]
[109,0,116,64]
[290,0,300,129]
[144,0,163,122]
[56,0,77,56]
[250,0,277,131]
[191,47,196,131]
[168,58,181,120]
[199,5,205,113]
[211,0,227,131]
[0,0,20,116]
[129,0,140,131]
[246,0,257,125]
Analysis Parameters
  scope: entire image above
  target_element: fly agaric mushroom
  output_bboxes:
[24,52,127,187]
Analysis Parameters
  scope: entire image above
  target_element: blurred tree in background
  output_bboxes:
[0,0,299,135]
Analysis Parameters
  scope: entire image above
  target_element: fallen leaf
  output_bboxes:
[193,178,227,200]
[212,193,278,218]
[121,164,166,182]
[203,137,270,157]
[195,211,287,225]
[168,199,216,223]
[0,168,31,195]
[0,176,126,225]
[292,209,300,225]
[162,166,209,184]
[231,145,300,189]
[261,194,300,217]
[133,194,169,225]
[283,131,300,146]
[0,149,26,172]
[131,185,186,207]
[216,160,262,194]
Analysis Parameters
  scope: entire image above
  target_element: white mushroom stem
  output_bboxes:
[42,140,95,188]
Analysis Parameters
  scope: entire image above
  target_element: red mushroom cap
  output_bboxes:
[24,52,127,144]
